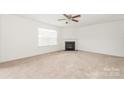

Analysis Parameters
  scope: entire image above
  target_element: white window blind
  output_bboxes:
[38,28,57,46]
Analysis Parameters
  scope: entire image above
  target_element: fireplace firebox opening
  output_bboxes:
[65,41,75,51]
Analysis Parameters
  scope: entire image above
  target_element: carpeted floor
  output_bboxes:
[0,51,124,79]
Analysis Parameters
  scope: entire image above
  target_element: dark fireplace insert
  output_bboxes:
[65,41,75,51]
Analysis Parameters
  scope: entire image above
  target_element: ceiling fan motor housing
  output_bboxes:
[66,22,68,24]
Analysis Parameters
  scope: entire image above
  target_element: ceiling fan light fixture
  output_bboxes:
[66,21,68,24]
[58,14,81,24]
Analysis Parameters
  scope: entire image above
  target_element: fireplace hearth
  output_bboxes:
[65,41,75,51]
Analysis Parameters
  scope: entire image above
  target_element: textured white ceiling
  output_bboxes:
[20,14,124,27]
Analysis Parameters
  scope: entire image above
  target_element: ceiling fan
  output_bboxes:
[58,14,81,24]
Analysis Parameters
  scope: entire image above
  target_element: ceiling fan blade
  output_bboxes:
[63,14,69,19]
[58,19,66,21]
[72,15,81,18]
[72,19,79,22]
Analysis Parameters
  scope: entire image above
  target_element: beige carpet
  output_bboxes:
[0,51,124,79]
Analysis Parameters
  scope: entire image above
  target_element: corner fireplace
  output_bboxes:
[65,41,75,51]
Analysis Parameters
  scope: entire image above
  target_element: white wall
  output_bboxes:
[60,28,79,50]
[0,15,61,62]
[61,21,124,57]
[0,16,2,61]
[78,21,124,57]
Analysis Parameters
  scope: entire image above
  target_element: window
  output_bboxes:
[38,28,57,46]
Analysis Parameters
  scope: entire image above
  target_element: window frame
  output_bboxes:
[38,28,58,47]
